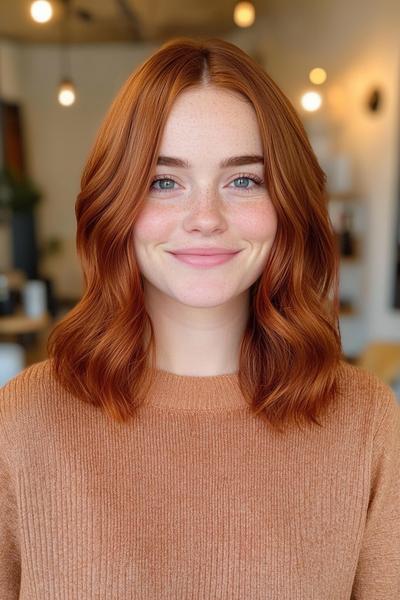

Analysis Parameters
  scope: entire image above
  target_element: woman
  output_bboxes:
[1,36,399,599]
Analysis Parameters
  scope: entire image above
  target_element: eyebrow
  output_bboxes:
[156,154,264,169]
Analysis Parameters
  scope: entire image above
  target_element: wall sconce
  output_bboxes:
[366,87,383,113]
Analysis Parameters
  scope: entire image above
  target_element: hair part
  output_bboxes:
[47,36,342,433]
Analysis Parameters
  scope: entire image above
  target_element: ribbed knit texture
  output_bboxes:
[0,358,399,599]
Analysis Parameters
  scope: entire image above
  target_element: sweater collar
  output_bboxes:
[141,367,249,411]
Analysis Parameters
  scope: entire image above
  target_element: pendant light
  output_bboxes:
[30,0,53,23]
[233,1,256,28]
[57,0,76,106]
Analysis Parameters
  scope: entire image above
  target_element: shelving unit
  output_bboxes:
[327,192,367,359]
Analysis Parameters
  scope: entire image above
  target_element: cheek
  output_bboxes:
[133,206,174,246]
[234,202,278,244]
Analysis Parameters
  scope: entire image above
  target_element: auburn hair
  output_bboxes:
[47,36,343,432]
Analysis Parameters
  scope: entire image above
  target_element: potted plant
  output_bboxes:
[0,168,41,212]
[0,167,42,279]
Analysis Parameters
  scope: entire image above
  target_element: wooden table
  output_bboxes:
[0,311,51,335]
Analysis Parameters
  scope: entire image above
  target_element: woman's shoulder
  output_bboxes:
[0,358,57,426]
[336,359,397,398]
[335,359,399,433]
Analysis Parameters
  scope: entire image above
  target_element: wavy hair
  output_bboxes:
[47,36,342,432]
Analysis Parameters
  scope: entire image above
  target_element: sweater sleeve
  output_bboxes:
[0,384,21,599]
[351,379,400,599]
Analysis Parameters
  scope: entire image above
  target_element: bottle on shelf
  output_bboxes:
[339,208,355,258]
[0,273,15,316]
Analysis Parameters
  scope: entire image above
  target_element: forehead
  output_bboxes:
[158,86,263,159]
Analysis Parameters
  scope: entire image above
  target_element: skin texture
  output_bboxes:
[133,85,277,376]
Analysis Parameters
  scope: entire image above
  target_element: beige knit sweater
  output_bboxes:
[0,358,399,599]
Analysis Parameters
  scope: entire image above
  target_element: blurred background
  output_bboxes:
[0,0,399,399]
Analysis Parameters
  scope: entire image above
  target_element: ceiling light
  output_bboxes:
[301,91,322,112]
[309,68,327,85]
[30,0,53,23]
[233,1,256,28]
[57,79,76,106]
[56,1,77,107]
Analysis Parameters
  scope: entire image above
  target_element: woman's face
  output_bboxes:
[133,85,277,309]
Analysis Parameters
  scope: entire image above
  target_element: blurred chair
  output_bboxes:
[355,341,400,398]
[0,343,26,386]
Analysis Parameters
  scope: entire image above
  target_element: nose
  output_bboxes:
[183,191,228,234]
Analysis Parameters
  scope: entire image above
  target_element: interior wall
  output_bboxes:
[17,41,157,298]
[0,0,399,348]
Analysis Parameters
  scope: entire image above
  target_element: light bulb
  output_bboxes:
[309,68,327,85]
[233,1,255,28]
[57,80,76,106]
[30,0,53,23]
[301,91,322,112]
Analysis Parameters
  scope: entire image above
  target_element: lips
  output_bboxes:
[169,248,241,269]
[170,248,241,256]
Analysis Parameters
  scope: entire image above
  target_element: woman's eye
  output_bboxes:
[149,174,264,194]
[231,176,263,191]
[150,177,178,192]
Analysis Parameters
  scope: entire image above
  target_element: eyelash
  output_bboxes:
[149,173,264,194]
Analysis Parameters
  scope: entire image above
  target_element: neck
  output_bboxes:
[143,283,250,376]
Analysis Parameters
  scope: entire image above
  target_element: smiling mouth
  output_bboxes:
[168,251,241,268]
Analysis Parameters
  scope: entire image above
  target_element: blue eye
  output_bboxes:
[151,177,177,192]
[233,176,259,190]
[149,174,264,194]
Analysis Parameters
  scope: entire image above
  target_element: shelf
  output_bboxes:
[339,306,358,316]
[328,191,362,202]
[340,255,361,264]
